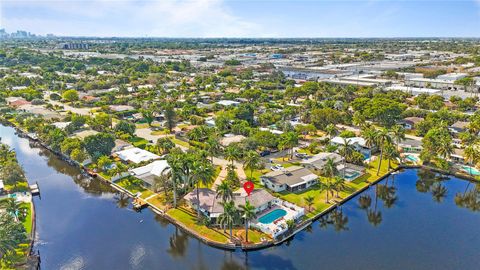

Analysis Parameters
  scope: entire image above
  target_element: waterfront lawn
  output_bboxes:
[115,177,147,194]
[140,190,155,199]
[167,207,269,245]
[277,158,396,219]
[167,207,230,243]
[20,202,33,234]
[4,181,29,192]
[357,158,398,183]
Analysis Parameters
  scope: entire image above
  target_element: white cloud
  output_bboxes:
[1,0,262,37]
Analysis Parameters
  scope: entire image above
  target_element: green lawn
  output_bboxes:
[115,177,147,194]
[129,136,149,149]
[167,207,230,243]
[20,202,33,234]
[167,206,269,244]
[171,138,190,148]
[277,158,395,219]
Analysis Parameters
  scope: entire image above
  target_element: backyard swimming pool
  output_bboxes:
[405,154,419,162]
[461,166,480,176]
[258,209,287,224]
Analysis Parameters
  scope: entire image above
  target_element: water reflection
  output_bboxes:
[455,183,480,211]
[3,124,480,270]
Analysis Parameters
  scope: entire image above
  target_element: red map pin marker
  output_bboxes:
[243,181,254,196]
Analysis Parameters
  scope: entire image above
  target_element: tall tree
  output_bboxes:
[243,151,261,180]
[375,129,393,176]
[239,200,257,243]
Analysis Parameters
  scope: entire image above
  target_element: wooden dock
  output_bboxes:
[30,182,40,196]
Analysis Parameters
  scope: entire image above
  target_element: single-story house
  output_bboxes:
[129,160,170,187]
[111,139,133,154]
[449,121,469,134]
[450,148,465,164]
[261,166,318,192]
[115,147,160,164]
[301,152,343,172]
[184,188,277,219]
[400,117,424,130]
[398,139,423,153]
[220,134,246,147]
[217,100,240,107]
[330,136,374,158]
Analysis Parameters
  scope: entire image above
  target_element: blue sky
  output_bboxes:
[1,0,479,37]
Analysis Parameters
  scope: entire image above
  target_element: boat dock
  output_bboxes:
[30,182,40,196]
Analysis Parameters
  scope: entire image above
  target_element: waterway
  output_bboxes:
[1,124,479,270]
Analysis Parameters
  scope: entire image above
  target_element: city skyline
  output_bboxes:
[1,0,480,38]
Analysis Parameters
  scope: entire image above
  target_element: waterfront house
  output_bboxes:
[450,148,466,164]
[115,147,160,164]
[184,188,278,219]
[129,160,170,188]
[301,152,343,172]
[260,166,318,192]
[398,138,423,153]
[330,136,374,158]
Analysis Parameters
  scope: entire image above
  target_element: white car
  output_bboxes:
[270,164,285,171]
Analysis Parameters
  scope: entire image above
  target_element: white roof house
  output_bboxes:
[331,136,367,148]
[130,160,170,187]
[130,160,170,176]
[217,100,240,107]
[116,147,160,164]
[0,180,4,191]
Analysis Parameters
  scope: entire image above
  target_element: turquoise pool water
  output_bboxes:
[258,209,287,224]
[406,155,419,162]
[462,166,480,176]
[344,171,361,180]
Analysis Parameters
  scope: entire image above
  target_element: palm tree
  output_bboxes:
[322,179,335,203]
[323,157,338,178]
[218,201,239,241]
[206,138,222,163]
[0,198,21,221]
[361,127,377,151]
[375,129,393,176]
[463,145,479,174]
[304,195,315,212]
[193,161,215,219]
[153,169,171,198]
[216,181,234,202]
[0,213,27,260]
[239,200,257,243]
[325,124,337,139]
[243,150,261,180]
[391,125,406,150]
[224,145,242,166]
[333,176,346,198]
[437,137,453,160]
[339,138,354,178]
[383,142,400,170]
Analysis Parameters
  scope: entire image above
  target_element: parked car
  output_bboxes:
[295,153,309,159]
[259,150,271,157]
[270,164,285,171]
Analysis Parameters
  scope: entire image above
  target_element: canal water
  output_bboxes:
[1,124,480,270]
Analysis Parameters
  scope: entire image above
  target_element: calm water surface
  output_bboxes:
[1,124,480,270]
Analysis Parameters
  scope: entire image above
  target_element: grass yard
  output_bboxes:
[129,136,150,149]
[171,138,190,148]
[167,207,230,243]
[20,202,33,234]
[115,177,147,194]
[198,165,222,188]
[277,158,395,219]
